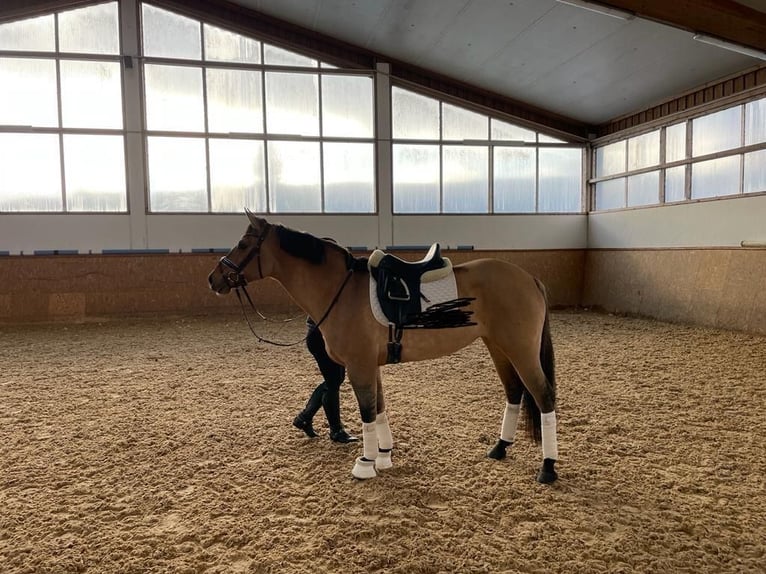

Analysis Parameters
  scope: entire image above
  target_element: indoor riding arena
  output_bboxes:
[1,1,765,574]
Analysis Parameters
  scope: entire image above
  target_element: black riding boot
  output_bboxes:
[322,388,359,443]
[293,383,326,438]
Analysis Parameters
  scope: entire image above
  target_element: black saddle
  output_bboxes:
[368,244,475,364]
[368,243,449,327]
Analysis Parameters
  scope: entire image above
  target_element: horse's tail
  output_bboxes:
[522,278,556,444]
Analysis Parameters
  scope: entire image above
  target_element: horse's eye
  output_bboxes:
[237,240,247,250]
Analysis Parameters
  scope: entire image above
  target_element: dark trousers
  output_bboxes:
[298,321,347,432]
[305,324,345,392]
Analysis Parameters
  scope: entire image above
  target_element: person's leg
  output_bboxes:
[306,326,358,443]
[293,324,328,438]
[292,381,325,438]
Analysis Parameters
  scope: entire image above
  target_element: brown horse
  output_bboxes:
[208,211,559,483]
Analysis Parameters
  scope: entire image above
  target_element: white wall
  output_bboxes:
[0,212,588,254]
[588,194,766,249]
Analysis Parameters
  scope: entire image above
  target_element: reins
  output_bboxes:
[219,221,360,346]
[233,269,354,347]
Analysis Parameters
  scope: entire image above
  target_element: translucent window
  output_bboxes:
[206,68,263,133]
[147,137,208,212]
[265,72,319,136]
[494,147,535,213]
[0,133,62,212]
[691,156,740,199]
[538,148,581,212]
[665,122,686,162]
[63,135,126,212]
[392,144,440,213]
[745,98,766,145]
[627,171,659,207]
[744,150,766,195]
[664,166,686,202]
[596,141,625,177]
[323,143,375,213]
[595,178,625,211]
[491,119,535,142]
[442,104,487,140]
[392,87,439,139]
[60,60,123,129]
[203,24,260,63]
[321,75,374,138]
[0,58,58,127]
[692,106,742,156]
[59,2,119,55]
[0,14,55,52]
[142,3,201,60]
[628,130,659,170]
[267,141,321,212]
[263,44,317,67]
[209,138,266,213]
[144,64,205,132]
[443,146,488,213]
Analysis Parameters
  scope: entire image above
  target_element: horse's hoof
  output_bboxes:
[375,449,392,470]
[352,457,377,480]
[487,439,511,460]
[536,458,558,484]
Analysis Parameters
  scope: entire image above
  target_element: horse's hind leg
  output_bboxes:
[485,337,558,484]
[484,339,524,461]
[511,354,558,484]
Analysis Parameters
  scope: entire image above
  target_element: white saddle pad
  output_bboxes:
[369,271,458,326]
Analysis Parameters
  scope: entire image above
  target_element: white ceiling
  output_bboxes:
[233,0,766,126]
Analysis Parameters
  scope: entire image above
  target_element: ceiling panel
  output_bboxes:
[220,0,764,125]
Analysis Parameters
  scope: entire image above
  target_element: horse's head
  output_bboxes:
[208,209,271,295]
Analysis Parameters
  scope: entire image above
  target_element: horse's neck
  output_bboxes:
[273,253,348,320]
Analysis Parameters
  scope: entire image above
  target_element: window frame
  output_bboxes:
[139,2,378,215]
[0,1,129,214]
[590,94,766,213]
[390,83,585,215]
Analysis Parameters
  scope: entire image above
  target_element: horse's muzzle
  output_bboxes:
[208,271,231,295]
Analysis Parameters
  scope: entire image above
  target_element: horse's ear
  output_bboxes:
[244,207,265,230]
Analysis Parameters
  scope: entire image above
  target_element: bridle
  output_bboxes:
[218,225,270,289]
[217,223,355,347]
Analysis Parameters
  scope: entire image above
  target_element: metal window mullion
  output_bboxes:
[260,42,271,212]
[535,146,540,213]
[486,119,492,213]
[200,24,213,213]
[439,103,444,214]
[622,141,628,208]
[54,12,67,212]
[583,144,591,212]
[739,106,746,195]
[488,143,494,214]
[202,71,212,212]
[685,120,693,200]
[318,71,325,213]
[659,126,666,204]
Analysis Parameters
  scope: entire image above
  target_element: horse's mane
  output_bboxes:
[276,226,326,264]
[275,225,368,272]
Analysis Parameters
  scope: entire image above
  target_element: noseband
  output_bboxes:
[219,225,270,288]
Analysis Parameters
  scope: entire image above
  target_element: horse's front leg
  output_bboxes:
[374,367,394,471]
[348,365,381,479]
